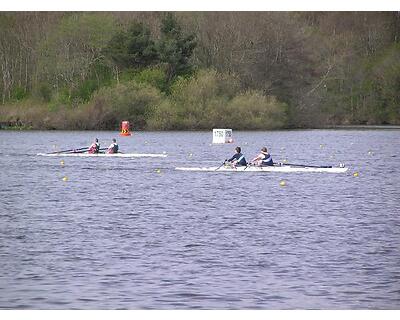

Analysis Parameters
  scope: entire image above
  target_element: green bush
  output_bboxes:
[132,67,168,92]
[154,69,242,129]
[72,79,99,102]
[170,69,240,105]
[222,91,288,129]
[88,80,163,129]
[146,100,177,130]
[149,69,287,130]
[11,87,28,101]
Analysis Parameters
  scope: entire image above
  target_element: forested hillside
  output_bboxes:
[0,12,399,130]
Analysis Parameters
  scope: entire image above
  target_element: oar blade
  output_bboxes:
[283,162,332,168]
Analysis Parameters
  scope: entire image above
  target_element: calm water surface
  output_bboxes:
[0,130,399,309]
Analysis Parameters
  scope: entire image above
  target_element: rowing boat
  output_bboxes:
[37,152,167,158]
[175,165,348,173]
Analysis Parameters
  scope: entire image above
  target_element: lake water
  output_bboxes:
[0,130,399,309]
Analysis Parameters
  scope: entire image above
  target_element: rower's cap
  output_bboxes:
[236,146,241,153]
[261,147,268,153]
[95,138,98,142]
[112,138,116,142]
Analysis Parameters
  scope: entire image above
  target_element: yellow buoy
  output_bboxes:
[353,172,359,177]
[279,180,287,187]
[60,160,65,166]
[155,169,161,174]
[62,176,68,182]
[188,153,193,157]
[283,158,288,163]
[320,144,324,149]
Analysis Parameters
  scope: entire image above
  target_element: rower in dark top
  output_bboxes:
[107,138,119,154]
[251,147,273,166]
[226,146,247,167]
[88,138,100,154]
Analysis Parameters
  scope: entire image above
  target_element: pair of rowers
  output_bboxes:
[88,138,119,154]
[225,146,273,167]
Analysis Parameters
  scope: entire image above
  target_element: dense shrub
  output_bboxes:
[146,100,177,130]
[149,69,287,130]
[1,69,288,130]
[132,67,169,92]
[11,87,28,101]
[222,92,288,129]
[87,80,163,129]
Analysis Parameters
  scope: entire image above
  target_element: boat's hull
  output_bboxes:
[37,152,167,158]
[175,165,348,173]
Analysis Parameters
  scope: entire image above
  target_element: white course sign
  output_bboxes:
[212,129,233,144]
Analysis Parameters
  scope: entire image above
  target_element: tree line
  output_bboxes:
[0,12,399,130]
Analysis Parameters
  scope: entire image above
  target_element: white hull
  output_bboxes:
[175,165,348,173]
[37,152,167,158]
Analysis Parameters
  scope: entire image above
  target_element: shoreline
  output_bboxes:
[324,125,400,130]
[1,124,400,132]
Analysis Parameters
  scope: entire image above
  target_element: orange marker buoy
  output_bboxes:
[120,121,132,136]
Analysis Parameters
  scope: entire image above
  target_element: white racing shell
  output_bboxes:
[175,165,348,173]
[37,152,167,158]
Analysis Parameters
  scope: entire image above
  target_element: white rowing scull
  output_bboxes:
[37,152,167,158]
[175,165,348,173]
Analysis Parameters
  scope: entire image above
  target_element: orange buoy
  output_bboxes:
[120,121,132,136]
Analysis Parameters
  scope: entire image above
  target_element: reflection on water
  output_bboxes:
[0,130,399,309]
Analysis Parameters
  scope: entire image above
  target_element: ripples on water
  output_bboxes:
[0,130,399,309]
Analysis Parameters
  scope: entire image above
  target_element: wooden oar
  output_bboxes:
[215,161,227,171]
[46,146,89,154]
[282,162,332,168]
[243,162,251,171]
